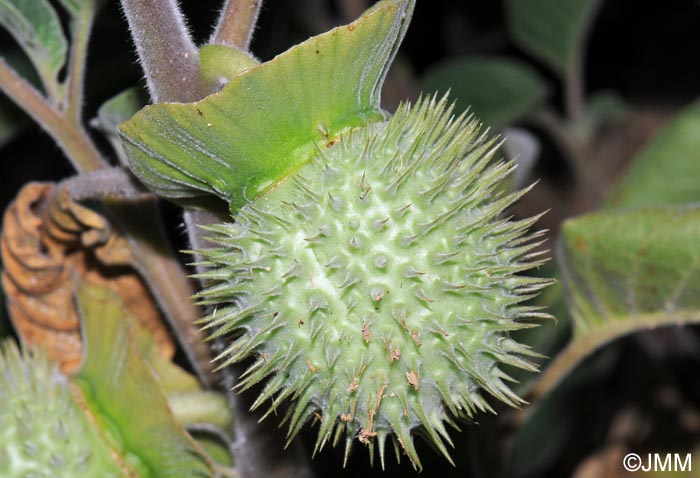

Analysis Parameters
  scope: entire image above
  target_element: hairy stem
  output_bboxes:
[123,0,314,472]
[211,0,263,49]
[64,2,98,121]
[60,166,150,200]
[120,0,201,102]
[0,59,107,172]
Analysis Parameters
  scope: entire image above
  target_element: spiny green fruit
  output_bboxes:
[0,340,124,478]
[195,96,550,468]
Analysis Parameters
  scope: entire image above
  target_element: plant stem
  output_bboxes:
[563,58,585,123]
[0,59,107,172]
[211,0,263,49]
[64,2,97,121]
[109,201,215,386]
[1,2,214,385]
[523,311,700,420]
[123,0,315,473]
[528,108,587,182]
[61,166,150,200]
[120,0,202,103]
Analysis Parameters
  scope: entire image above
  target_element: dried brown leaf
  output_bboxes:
[1,182,174,373]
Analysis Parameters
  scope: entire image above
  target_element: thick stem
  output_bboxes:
[0,59,107,172]
[64,2,97,121]
[211,0,263,49]
[60,166,150,200]
[120,0,201,103]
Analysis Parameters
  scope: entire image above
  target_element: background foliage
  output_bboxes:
[2,1,700,477]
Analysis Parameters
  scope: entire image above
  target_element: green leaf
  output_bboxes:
[91,86,147,163]
[605,100,700,208]
[561,205,700,332]
[94,87,146,134]
[74,283,213,478]
[504,0,602,73]
[421,56,549,128]
[534,205,700,397]
[120,0,414,212]
[0,0,67,96]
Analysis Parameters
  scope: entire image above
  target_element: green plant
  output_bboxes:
[1,0,700,477]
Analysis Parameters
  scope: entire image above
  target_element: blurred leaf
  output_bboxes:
[75,283,213,478]
[532,205,700,399]
[605,100,700,208]
[120,0,414,212]
[95,86,146,134]
[168,391,232,430]
[560,206,700,334]
[504,0,602,73]
[0,0,67,94]
[91,86,147,163]
[123,297,201,394]
[421,56,549,128]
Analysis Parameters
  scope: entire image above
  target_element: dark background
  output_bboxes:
[3,1,700,477]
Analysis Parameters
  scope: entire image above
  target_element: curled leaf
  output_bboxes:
[0,182,174,373]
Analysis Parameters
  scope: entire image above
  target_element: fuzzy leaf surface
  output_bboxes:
[0,0,67,93]
[535,206,700,398]
[421,56,549,128]
[605,100,700,208]
[74,284,213,478]
[120,0,414,211]
[505,0,601,73]
[560,206,700,334]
